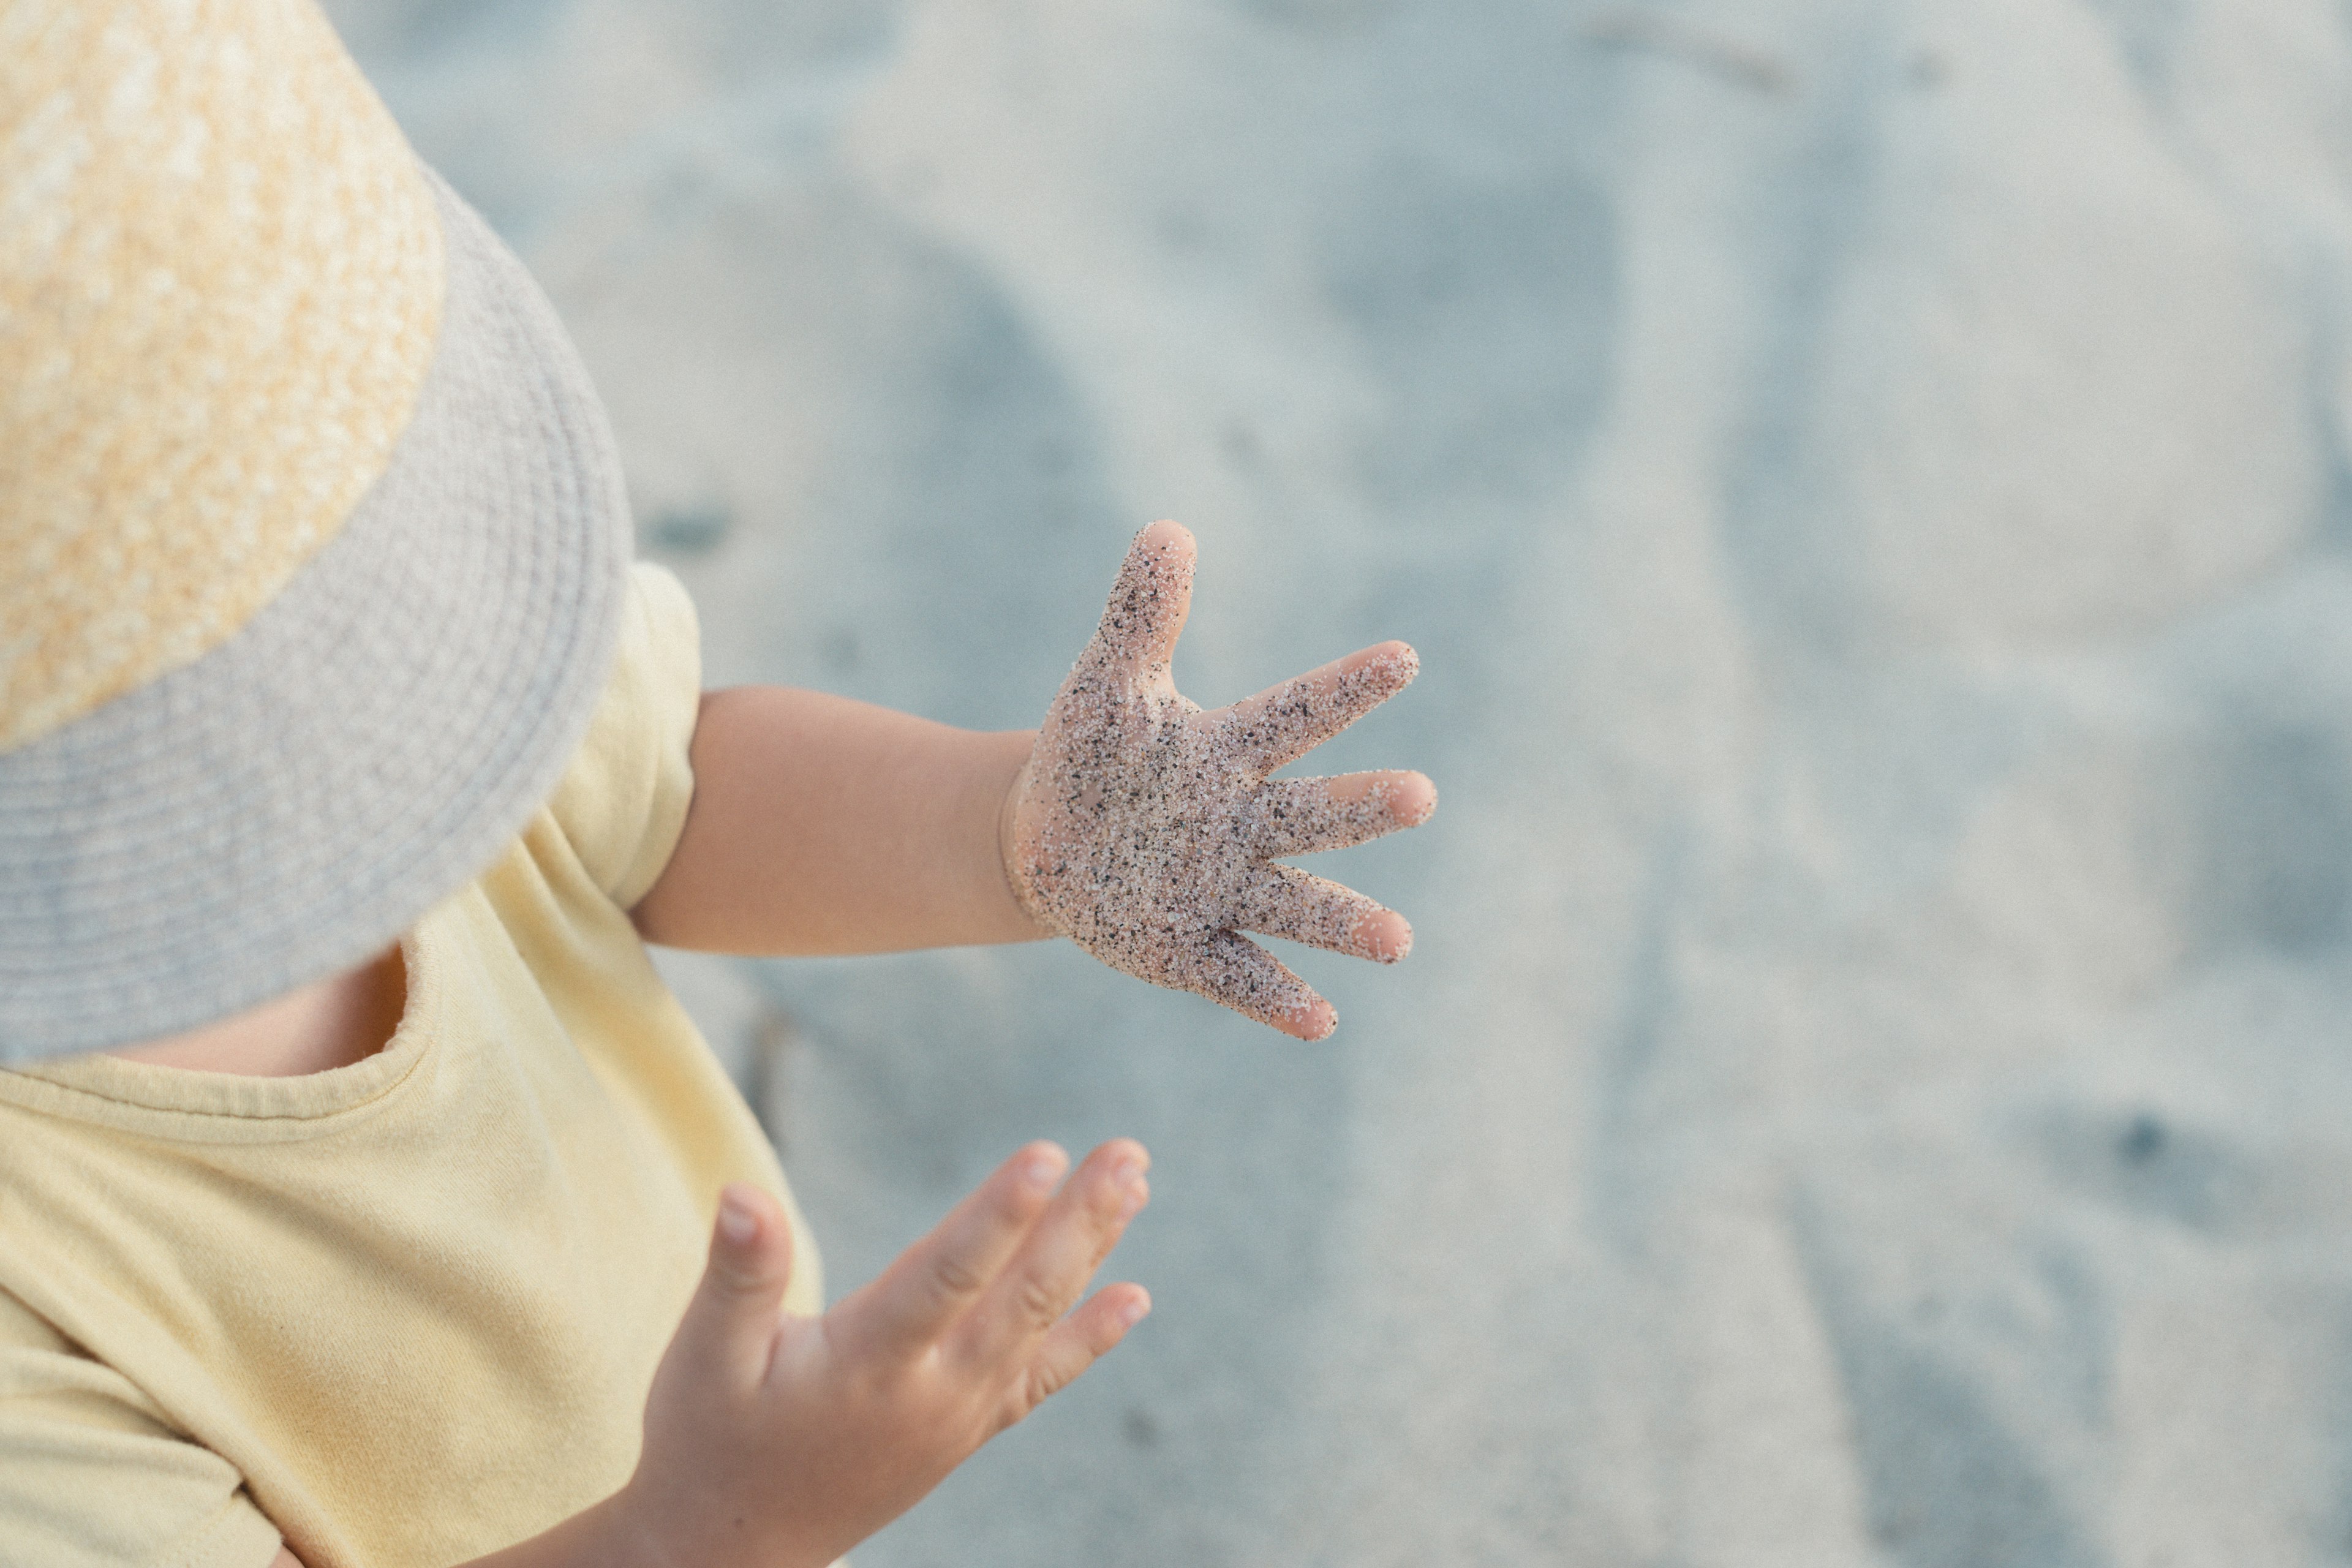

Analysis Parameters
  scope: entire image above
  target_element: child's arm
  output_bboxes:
[633,522,1436,1039]
[268,1140,1150,1568]
[628,690,1043,956]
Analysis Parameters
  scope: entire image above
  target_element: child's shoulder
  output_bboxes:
[532,561,707,913]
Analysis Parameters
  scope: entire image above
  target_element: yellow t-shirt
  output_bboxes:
[0,564,822,1568]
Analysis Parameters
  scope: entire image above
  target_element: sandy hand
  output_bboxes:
[1004,521,1436,1041]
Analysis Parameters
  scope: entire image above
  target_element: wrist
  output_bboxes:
[446,1482,687,1568]
[990,735,1054,941]
[593,1483,668,1568]
[599,1475,837,1568]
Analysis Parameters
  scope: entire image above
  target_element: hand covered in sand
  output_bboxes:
[1003,521,1435,1040]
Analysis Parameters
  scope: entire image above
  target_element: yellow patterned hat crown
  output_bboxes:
[0,0,631,1058]
[1,0,443,748]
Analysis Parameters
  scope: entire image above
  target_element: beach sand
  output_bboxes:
[330,1,2352,1561]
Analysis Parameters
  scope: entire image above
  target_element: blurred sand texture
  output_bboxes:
[327,1,2352,1562]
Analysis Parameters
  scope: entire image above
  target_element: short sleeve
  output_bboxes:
[542,561,706,910]
[0,1292,283,1568]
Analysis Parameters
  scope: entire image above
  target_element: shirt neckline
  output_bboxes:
[0,928,442,1142]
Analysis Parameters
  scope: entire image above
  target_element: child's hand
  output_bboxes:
[1004,521,1436,1040]
[617,1142,1151,1568]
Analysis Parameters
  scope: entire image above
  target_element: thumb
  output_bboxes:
[678,1182,796,1389]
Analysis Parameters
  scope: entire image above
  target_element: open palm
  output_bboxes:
[1003,522,1435,1039]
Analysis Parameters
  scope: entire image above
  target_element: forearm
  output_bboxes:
[630,685,1046,956]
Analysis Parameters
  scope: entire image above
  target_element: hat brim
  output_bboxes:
[0,171,630,1060]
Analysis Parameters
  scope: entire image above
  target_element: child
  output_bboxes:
[0,3,1434,1566]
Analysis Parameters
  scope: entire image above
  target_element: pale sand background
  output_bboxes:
[326,2,2352,1563]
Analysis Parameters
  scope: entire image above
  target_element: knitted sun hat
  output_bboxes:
[0,0,631,1060]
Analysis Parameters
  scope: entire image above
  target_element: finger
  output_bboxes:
[1247,771,1438,859]
[1237,865,1412,964]
[957,1140,1150,1369]
[1001,1284,1153,1431]
[1193,929,1336,1039]
[840,1142,1069,1365]
[1077,521,1195,688]
[1210,641,1418,776]
[673,1183,797,1390]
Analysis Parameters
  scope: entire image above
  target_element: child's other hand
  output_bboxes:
[619,1142,1150,1568]
[1005,521,1436,1040]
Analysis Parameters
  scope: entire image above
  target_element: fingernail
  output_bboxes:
[1351,913,1397,962]
[1023,1147,1067,1191]
[717,1188,758,1246]
[1118,1181,1149,1221]
[1118,1294,1152,1329]
[1113,1155,1146,1188]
